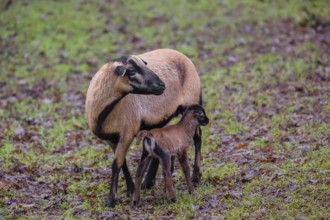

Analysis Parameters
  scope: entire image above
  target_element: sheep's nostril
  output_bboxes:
[158,81,165,88]
[151,80,166,95]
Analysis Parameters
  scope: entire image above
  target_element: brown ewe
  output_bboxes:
[85,49,202,207]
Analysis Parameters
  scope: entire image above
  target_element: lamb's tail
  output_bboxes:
[136,130,152,145]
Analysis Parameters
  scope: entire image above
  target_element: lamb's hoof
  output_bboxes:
[170,197,177,203]
[105,197,116,208]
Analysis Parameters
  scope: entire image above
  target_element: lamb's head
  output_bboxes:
[113,55,165,95]
[186,105,209,126]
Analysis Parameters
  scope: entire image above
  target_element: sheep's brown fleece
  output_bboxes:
[85,48,201,206]
[86,50,200,141]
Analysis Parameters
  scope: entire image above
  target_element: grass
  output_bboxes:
[1,0,330,219]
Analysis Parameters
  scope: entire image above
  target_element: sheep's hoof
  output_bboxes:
[105,197,116,208]
[192,173,201,187]
[126,188,134,197]
[142,180,155,189]
[170,197,177,203]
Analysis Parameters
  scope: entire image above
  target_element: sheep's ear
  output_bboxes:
[113,56,129,64]
[115,66,126,76]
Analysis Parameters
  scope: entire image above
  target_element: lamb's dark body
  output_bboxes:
[132,105,209,205]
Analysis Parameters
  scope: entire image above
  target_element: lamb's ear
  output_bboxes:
[115,66,126,76]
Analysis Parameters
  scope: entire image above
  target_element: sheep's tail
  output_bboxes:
[136,130,152,145]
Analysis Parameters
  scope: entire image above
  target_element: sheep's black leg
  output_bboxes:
[122,158,134,197]
[154,145,176,202]
[142,158,159,189]
[106,159,121,208]
[192,126,202,186]
[107,140,134,198]
[161,162,176,202]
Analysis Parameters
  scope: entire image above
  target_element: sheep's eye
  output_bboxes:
[127,70,137,76]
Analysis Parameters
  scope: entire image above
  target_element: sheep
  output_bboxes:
[132,104,209,205]
[85,49,203,207]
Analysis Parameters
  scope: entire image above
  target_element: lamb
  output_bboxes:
[85,49,203,207]
[132,104,209,205]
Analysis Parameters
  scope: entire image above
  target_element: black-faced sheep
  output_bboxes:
[85,49,202,207]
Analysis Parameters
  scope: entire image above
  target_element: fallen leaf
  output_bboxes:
[237,143,247,149]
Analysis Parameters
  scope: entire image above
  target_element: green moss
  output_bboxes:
[204,163,237,180]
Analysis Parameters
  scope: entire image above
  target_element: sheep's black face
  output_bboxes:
[126,59,165,95]
[115,56,165,95]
